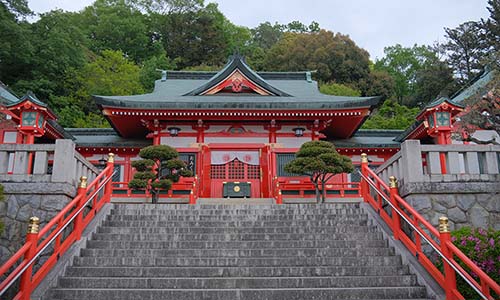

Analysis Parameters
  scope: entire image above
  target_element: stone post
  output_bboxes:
[51,140,76,184]
[400,140,423,184]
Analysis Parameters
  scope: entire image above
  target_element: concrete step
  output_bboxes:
[196,198,275,205]
[105,214,367,221]
[111,203,361,211]
[91,232,384,241]
[80,247,395,258]
[58,275,418,289]
[65,265,411,278]
[85,239,388,249]
[102,219,369,227]
[97,224,379,234]
[72,256,403,267]
[111,207,363,214]
[48,286,429,300]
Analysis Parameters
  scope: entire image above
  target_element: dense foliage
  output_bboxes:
[435,227,500,299]
[128,145,193,203]
[362,100,420,129]
[0,0,498,129]
[284,141,353,203]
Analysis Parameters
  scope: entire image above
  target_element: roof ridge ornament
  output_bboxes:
[156,69,167,82]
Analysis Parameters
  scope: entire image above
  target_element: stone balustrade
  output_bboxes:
[375,140,500,230]
[0,139,98,186]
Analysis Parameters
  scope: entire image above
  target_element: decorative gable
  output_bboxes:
[184,54,291,97]
[202,69,271,95]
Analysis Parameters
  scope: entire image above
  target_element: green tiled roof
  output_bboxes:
[331,129,403,148]
[94,55,381,110]
[0,82,20,104]
[66,128,150,148]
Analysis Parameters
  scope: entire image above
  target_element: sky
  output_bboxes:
[28,0,491,60]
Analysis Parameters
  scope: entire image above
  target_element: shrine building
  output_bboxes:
[1,54,491,202]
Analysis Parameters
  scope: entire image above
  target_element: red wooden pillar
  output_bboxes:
[439,216,458,300]
[201,144,211,198]
[19,217,39,300]
[196,119,205,143]
[360,153,369,202]
[105,153,115,202]
[74,176,88,240]
[152,132,160,145]
[389,176,401,240]
[25,133,35,174]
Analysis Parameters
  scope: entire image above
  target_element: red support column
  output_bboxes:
[152,132,160,145]
[25,133,35,174]
[19,217,39,300]
[105,153,115,202]
[437,133,448,174]
[196,119,205,143]
[360,153,369,202]
[74,176,88,240]
[389,176,401,241]
[439,216,458,300]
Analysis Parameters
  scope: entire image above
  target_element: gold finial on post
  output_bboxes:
[439,216,450,233]
[361,153,368,163]
[79,176,88,188]
[108,153,115,163]
[389,176,398,188]
[27,217,40,234]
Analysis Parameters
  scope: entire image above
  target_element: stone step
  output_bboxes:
[97,224,379,234]
[58,275,418,289]
[86,239,388,249]
[48,286,428,300]
[65,265,411,278]
[102,219,369,227]
[112,203,360,210]
[105,214,367,221]
[196,198,275,205]
[91,232,384,241]
[110,208,363,215]
[80,247,395,258]
[73,256,403,267]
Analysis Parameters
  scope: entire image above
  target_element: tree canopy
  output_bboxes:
[128,145,193,203]
[284,141,353,203]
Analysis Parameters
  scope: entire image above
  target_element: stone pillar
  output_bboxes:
[51,139,76,184]
[400,140,423,184]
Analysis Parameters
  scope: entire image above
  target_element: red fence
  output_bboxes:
[111,177,198,204]
[0,154,115,300]
[359,153,500,300]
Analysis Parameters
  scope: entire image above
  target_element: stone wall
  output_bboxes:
[401,182,500,231]
[0,182,76,262]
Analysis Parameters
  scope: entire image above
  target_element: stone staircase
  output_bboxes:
[44,203,434,300]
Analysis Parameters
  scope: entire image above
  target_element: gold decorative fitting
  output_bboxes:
[27,217,40,234]
[79,176,88,188]
[361,153,368,163]
[233,185,241,193]
[108,153,115,163]
[438,216,450,233]
[389,176,398,188]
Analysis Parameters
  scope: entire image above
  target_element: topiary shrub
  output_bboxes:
[128,145,193,204]
[436,227,499,299]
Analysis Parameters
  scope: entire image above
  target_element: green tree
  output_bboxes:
[128,145,193,203]
[0,0,31,17]
[482,0,500,52]
[319,82,361,96]
[374,44,444,105]
[284,141,353,203]
[78,0,162,63]
[357,69,395,101]
[362,99,420,129]
[139,52,177,91]
[0,2,34,86]
[250,21,285,49]
[264,30,370,84]
[76,49,144,112]
[444,21,486,83]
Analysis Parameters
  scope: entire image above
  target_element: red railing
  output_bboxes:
[273,177,360,204]
[0,154,115,300]
[111,176,198,204]
[359,153,500,300]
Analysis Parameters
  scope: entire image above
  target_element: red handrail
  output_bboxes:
[0,154,115,300]
[359,153,500,300]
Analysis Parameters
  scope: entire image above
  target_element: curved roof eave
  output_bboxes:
[94,95,382,110]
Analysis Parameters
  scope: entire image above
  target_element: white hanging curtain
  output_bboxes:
[211,151,259,165]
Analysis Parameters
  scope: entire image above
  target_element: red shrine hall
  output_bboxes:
[1,54,474,202]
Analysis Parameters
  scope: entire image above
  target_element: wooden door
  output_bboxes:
[210,159,260,198]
